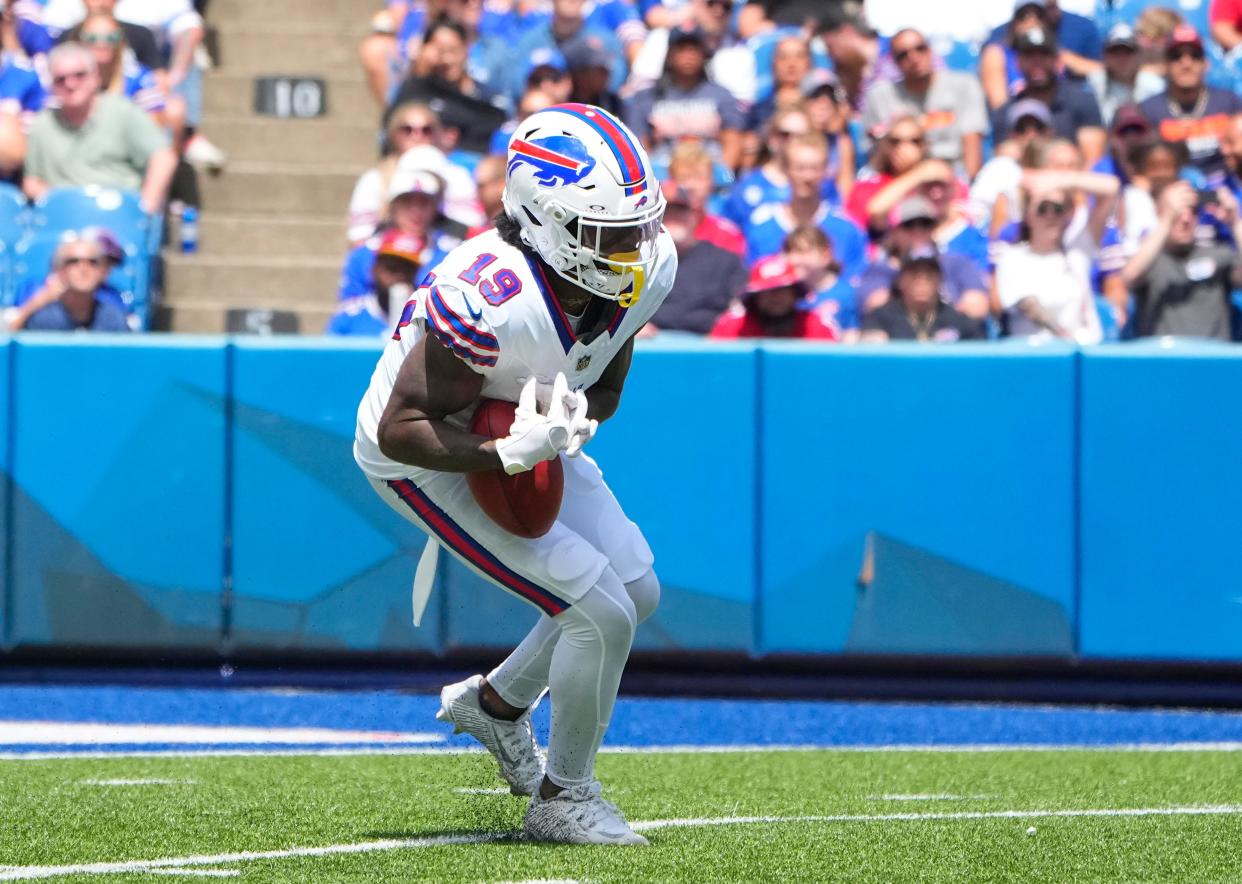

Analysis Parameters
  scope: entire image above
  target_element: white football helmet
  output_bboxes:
[502,103,665,307]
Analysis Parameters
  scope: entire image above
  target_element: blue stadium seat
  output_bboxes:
[0,181,27,243]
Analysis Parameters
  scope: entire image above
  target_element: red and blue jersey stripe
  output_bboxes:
[425,286,499,368]
[549,103,648,197]
[387,479,570,617]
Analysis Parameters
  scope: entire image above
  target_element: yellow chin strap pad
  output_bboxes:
[611,250,643,308]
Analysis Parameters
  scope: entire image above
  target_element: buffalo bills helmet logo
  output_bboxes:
[508,135,597,187]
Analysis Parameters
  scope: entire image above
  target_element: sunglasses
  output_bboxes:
[898,217,936,231]
[1116,124,1149,138]
[1035,200,1070,218]
[1014,120,1048,135]
[705,0,733,9]
[63,256,104,267]
[888,135,925,147]
[52,69,88,87]
[1167,47,1204,61]
[894,43,928,63]
[394,123,434,137]
[771,128,804,139]
[81,32,123,45]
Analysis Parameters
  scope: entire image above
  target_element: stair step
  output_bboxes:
[213,24,370,74]
[211,0,368,25]
[158,302,337,334]
[200,115,378,165]
[163,253,341,306]
[197,213,348,257]
[203,73,377,121]
[200,163,362,214]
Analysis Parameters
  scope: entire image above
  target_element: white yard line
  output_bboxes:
[0,722,442,746]
[4,741,1242,761]
[1,806,1239,880]
[80,779,199,787]
[144,871,240,878]
[453,787,511,795]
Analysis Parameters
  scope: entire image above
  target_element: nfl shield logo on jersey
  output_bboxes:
[576,355,592,372]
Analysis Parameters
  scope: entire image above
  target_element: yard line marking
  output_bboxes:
[144,870,239,878]
[872,794,973,801]
[80,779,198,787]
[5,741,1242,761]
[0,722,443,746]
[453,787,511,795]
[1,806,1241,880]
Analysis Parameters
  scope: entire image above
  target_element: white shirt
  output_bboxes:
[354,227,678,480]
[995,224,1103,344]
[114,0,203,41]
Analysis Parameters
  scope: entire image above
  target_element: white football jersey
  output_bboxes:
[354,227,678,480]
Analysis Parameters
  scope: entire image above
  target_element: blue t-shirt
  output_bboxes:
[0,53,45,117]
[337,230,457,300]
[326,295,389,337]
[805,276,859,331]
[742,202,868,278]
[723,161,842,228]
[855,252,988,307]
[939,223,990,273]
[25,297,131,331]
[987,11,1101,61]
[123,53,165,113]
[506,22,625,100]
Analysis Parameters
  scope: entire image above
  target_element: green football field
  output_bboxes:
[3,748,1242,882]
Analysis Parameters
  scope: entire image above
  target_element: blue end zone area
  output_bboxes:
[2,685,1242,756]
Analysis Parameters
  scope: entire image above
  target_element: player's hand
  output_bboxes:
[495,375,573,475]
[565,388,597,458]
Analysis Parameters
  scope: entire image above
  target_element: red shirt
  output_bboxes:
[1211,0,1242,27]
[694,213,746,257]
[844,175,891,229]
[709,306,840,340]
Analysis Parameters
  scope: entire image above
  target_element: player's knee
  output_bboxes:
[625,569,661,624]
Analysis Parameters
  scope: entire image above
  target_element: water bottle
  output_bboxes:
[180,206,199,254]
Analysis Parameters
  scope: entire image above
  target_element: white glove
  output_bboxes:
[495,374,573,475]
[565,389,597,458]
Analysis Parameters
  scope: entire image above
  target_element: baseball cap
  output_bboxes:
[79,226,125,266]
[1104,22,1139,50]
[388,167,443,201]
[894,195,937,226]
[669,22,708,47]
[745,255,805,296]
[1111,104,1151,134]
[1006,97,1053,129]
[1014,27,1058,54]
[376,229,425,264]
[523,47,568,84]
[802,69,844,103]
[900,245,942,272]
[562,36,612,72]
[1167,24,1204,53]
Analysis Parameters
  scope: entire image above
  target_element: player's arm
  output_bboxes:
[584,336,635,423]
[377,333,503,473]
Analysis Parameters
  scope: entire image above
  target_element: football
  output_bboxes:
[467,398,564,538]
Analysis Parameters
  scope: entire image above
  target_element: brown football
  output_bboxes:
[466,398,564,538]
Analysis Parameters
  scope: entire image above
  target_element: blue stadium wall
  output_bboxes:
[1,334,1240,665]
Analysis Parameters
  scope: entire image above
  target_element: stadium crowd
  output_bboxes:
[331,0,1242,344]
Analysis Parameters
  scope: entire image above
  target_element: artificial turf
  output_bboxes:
[3,748,1242,882]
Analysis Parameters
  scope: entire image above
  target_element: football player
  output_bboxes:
[354,103,676,845]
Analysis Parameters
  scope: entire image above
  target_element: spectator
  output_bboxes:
[8,232,130,332]
[743,131,867,276]
[487,85,555,155]
[327,229,424,337]
[737,0,836,37]
[1095,103,1155,183]
[723,105,811,228]
[817,9,895,111]
[860,247,985,342]
[1219,112,1242,199]
[644,183,746,336]
[468,153,505,235]
[622,22,744,170]
[24,42,176,212]
[563,34,622,117]
[845,113,931,232]
[404,15,503,107]
[45,0,167,72]
[666,139,744,256]
[802,70,855,202]
[1089,23,1165,126]
[348,102,480,246]
[979,0,1056,110]
[1135,6,1185,81]
[1139,25,1242,182]
[987,132,1080,235]
[338,166,462,301]
[747,34,812,130]
[507,0,624,101]
[71,12,176,127]
[856,195,990,321]
[1210,0,1242,55]
[520,48,574,105]
[1122,178,1242,339]
[710,253,839,340]
[0,109,22,182]
[397,0,514,102]
[994,167,1119,342]
[862,28,989,179]
[983,0,1102,84]
[969,99,1052,230]
[629,0,756,105]
[782,223,858,337]
[0,6,45,124]
[993,28,1106,167]
[358,0,403,106]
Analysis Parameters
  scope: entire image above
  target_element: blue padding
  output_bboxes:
[229,338,442,654]
[445,342,760,654]
[0,337,9,647]
[10,336,227,649]
[1079,342,1242,661]
[759,343,1078,656]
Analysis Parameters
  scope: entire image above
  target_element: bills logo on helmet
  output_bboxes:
[508,136,597,187]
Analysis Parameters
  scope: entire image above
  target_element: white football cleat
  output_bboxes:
[436,675,544,796]
[523,780,649,846]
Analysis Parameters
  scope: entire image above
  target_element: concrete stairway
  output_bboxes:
[160,0,379,334]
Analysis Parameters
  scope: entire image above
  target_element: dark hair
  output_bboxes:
[494,211,524,248]
[1133,138,1189,172]
[423,15,467,45]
